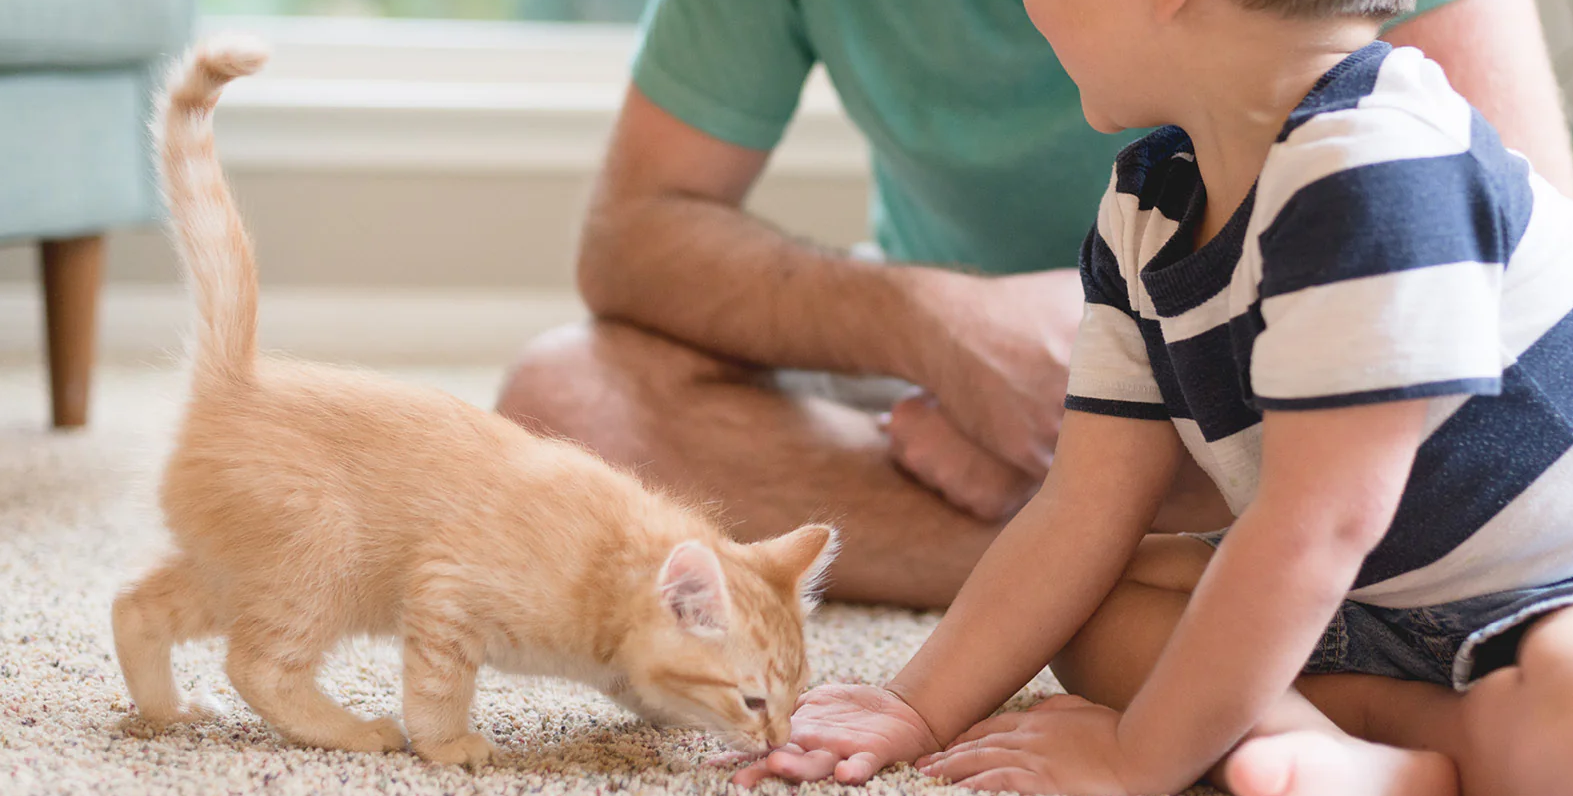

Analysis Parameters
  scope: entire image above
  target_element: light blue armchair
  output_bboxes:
[1,0,194,427]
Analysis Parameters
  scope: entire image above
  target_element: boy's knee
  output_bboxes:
[1057,535,1208,663]
[1118,534,1213,594]
[1515,608,1573,739]
[1516,607,1573,679]
[1460,609,1573,795]
[1051,535,1211,700]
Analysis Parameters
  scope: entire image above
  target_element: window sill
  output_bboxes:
[203,15,868,176]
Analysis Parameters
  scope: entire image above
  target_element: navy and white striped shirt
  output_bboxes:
[1064,42,1573,609]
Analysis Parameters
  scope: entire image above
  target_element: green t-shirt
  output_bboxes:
[631,0,1458,275]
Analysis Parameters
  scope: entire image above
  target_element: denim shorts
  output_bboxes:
[1188,530,1573,691]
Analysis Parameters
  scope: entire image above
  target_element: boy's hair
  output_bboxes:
[1237,0,1416,19]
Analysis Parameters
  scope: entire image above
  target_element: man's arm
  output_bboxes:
[578,88,1080,476]
[578,87,944,383]
[1386,0,1573,194]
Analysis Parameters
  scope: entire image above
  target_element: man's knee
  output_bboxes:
[495,320,734,434]
[496,322,596,434]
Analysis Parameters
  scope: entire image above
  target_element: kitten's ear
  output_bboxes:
[658,541,730,637]
[757,524,840,613]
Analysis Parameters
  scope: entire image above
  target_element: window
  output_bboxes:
[199,0,651,24]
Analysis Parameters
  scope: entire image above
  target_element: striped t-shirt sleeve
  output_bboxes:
[1063,192,1169,421]
[1247,104,1517,411]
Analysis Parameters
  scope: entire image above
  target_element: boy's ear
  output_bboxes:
[755,524,840,613]
[658,542,730,637]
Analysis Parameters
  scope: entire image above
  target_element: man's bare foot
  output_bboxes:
[1225,731,1458,796]
[883,390,1038,521]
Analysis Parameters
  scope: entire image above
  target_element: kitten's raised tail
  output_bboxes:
[158,35,270,384]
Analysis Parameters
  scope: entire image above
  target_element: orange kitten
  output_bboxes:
[111,35,838,766]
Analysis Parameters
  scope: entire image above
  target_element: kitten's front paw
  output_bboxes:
[338,717,408,753]
[415,732,496,768]
[119,695,225,737]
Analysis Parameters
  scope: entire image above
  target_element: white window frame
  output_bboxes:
[204,14,867,176]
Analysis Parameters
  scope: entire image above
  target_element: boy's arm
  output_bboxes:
[888,410,1185,745]
[736,409,1184,786]
[917,400,1428,794]
[1115,400,1428,789]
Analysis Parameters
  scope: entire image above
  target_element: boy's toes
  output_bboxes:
[1224,731,1458,796]
[416,732,496,767]
[1225,736,1299,796]
[340,716,408,753]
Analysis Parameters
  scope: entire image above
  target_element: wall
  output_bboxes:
[0,170,869,291]
[1545,0,1573,90]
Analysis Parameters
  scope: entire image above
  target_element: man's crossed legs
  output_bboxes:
[495,320,1000,608]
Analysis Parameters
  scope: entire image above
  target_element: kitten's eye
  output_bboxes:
[744,696,767,712]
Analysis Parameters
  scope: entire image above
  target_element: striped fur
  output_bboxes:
[112,35,838,765]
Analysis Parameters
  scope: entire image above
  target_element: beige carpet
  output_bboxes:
[0,364,1219,795]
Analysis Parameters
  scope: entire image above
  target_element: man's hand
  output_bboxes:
[883,389,1040,522]
[731,684,942,787]
[907,269,1083,481]
[916,695,1140,795]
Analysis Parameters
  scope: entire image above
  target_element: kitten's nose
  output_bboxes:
[766,720,790,749]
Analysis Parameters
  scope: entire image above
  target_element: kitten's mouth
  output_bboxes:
[724,734,770,755]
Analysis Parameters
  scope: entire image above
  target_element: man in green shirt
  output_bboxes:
[497,0,1573,608]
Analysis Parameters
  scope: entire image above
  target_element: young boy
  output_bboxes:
[732,1,1573,794]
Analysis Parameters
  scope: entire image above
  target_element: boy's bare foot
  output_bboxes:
[1225,731,1458,796]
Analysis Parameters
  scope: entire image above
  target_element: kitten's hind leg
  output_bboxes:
[401,621,494,766]
[225,623,406,753]
[112,555,224,731]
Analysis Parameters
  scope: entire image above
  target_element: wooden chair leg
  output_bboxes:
[40,236,104,429]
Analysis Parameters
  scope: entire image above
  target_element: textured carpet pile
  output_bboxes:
[0,365,1216,795]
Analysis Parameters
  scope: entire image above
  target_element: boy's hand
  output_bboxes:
[916,695,1138,795]
[731,684,942,787]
